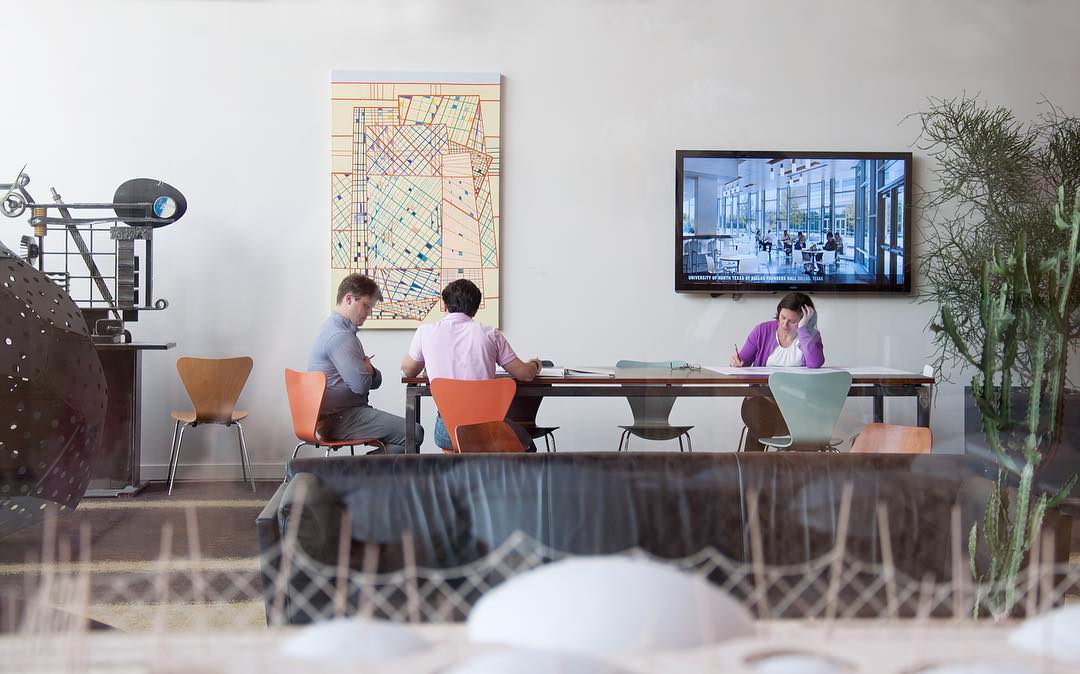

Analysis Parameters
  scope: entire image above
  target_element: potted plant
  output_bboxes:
[933,188,1078,616]
[916,97,1080,463]
[915,95,1080,616]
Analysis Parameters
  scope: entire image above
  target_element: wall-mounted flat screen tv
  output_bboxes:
[675,150,912,294]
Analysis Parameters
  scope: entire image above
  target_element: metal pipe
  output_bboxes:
[24,201,155,209]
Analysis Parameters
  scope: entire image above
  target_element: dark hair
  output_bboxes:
[775,292,815,319]
[336,273,383,304]
[442,279,482,316]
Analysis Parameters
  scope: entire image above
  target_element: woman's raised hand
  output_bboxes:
[798,305,815,328]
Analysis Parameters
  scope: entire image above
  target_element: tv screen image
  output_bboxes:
[675,151,912,294]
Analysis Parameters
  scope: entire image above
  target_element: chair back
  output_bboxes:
[767,370,852,449]
[615,360,681,425]
[430,378,518,452]
[819,250,837,265]
[851,423,932,454]
[507,395,542,425]
[627,395,678,425]
[615,360,672,369]
[284,369,327,444]
[176,356,253,423]
[456,421,527,453]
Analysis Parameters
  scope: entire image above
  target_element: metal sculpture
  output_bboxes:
[0,167,186,342]
[0,240,106,537]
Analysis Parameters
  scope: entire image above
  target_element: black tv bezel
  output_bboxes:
[675,150,913,295]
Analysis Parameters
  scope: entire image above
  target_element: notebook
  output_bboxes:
[539,366,616,377]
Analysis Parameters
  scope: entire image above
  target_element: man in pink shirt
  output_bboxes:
[401,279,542,450]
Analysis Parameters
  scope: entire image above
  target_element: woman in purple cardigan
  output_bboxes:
[731,292,824,449]
[731,292,824,368]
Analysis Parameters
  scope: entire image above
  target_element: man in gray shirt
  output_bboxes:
[308,273,424,453]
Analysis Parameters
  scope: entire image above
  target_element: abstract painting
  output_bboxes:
[329,71,501,327]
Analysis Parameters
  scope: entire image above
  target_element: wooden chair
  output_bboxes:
[283,369,384,463]
[851,423,932,454]
[168,356,255,495]
[456,421,528,453]
[430,378,517,453]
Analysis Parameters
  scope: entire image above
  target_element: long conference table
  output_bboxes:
[401,366,933,454]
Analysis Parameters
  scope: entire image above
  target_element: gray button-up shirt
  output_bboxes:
[307,313,382,415]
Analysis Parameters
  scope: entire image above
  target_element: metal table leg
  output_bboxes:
[404,385,421,453]
[917,384,933,428]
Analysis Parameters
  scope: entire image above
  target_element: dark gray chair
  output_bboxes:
[507,395,559,452]
[614,360,693,452]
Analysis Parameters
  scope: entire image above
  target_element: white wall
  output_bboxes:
[2,0,1079,479]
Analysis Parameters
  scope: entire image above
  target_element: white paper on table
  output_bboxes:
[704,365,920,376]
[840,366,923,375]
[704,366,785,375]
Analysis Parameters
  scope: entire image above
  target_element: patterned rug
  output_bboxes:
[0,481,278,632]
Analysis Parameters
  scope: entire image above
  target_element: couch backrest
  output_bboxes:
[283,452,996,581]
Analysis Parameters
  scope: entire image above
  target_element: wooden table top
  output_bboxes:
[403,367,934,386]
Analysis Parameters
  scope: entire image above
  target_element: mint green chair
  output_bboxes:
[760,370,852,451]
[615,360,693,452]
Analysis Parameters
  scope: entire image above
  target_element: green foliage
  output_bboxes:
[933,186,1080,617]
[915,96,1080,383]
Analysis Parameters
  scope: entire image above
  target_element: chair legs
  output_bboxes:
[737,425,748,452]
[169,420,256,495]
[676,433,694,453]
[235,421,255,493]
[619,430,692,453]
[678,432,695,453]
[543,433,557,453]
[168,419,181,477]
[167,421,189,496]
[297,441,383,462]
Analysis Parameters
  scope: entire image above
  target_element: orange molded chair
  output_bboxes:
[850,423,932,454]
[168,356,255,495]
[456,421,528,453]
[284,369,384,462]
[430,378,518,453]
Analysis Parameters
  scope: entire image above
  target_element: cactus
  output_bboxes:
[933,185,1080,618]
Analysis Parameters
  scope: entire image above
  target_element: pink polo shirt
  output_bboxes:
[407,313,518,380]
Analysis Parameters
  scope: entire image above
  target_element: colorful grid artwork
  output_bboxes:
[330,71,501,328]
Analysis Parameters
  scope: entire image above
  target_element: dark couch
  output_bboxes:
[256,452,1070,624]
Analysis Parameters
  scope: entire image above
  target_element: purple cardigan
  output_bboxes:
[737,320,825,368]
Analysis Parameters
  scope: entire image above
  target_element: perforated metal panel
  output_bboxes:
[0,241,105,536]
